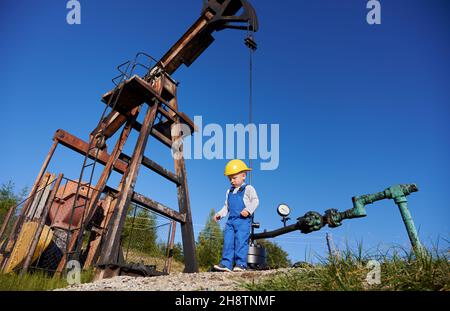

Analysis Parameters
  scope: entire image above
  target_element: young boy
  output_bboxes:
[213,159,259,272]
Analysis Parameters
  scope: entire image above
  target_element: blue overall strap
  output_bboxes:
[227,184,247,218]
[228,183,247,193]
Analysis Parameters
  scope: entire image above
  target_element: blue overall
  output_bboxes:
[220,184,252,269]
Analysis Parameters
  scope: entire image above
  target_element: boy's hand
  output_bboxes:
[214,214,221,222]
[240,210,250,218]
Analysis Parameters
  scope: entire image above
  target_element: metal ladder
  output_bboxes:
[61,53,158,265]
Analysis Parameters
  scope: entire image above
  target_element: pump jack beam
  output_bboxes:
[94,0,258,140]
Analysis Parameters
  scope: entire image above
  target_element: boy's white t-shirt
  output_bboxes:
[216,183,259,218]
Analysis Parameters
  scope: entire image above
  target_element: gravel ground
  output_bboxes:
[57,268,299,291]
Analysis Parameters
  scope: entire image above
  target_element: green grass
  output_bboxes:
[244,246,450,291]
[0,269,94,291]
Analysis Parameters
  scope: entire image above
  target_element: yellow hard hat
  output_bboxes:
[224,159,252,176]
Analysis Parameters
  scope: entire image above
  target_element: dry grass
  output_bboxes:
[244,246,450,291]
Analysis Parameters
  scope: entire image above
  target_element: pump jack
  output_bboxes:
[0,0,259,278]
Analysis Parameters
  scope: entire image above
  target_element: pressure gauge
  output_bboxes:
[277,203,290,217]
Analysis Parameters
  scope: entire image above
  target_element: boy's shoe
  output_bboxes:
[233,265,247,272]
[213,264,232,272]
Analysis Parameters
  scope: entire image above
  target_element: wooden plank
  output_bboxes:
[26,172,51,220]
[31,174,56,220]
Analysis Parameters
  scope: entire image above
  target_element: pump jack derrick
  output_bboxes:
[1,0,426,278]
[0,0,259,278]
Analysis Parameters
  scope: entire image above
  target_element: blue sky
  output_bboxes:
[0,0,449,263]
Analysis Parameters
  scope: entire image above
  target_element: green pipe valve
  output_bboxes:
[252,184,423,257]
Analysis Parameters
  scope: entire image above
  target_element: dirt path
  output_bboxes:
[57,268,299,291]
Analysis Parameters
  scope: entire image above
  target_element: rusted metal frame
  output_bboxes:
[1,184,51,270]
[99,75,165,138]
[22,141,59,217]
[111,60,132,86]
[57,184,96,272]
[164,220,177,274]
[54,127,173,180]
[55,127,178,188]
[124,203,138,262]
[0,171,47,242]
[159,103,196,132]
[93,169,130,280]
[33,177,70,272]
[141,156,181,185]
[132,192,186,224]
[134,120,173,148]
[94,5,236,136]
[103,185,186,224]
[98,76,191,144]
[91,111,128,140]
[87,112,173,149]
[174,140,197,272]
[163,221,172,272]
[1,176,57,271]
[56,200,98,273]
[60,65,135,267]
[100,75,166,124]
[95,101,192,143]
[170,95,198,273]
[56,107,140,273]
[158,11,215,75]
[98,102,159,271]
[0,141,58,262]
[83,193,116,269]
[20,174,64,275]
[74,106,141,254]
[54,129,128,174]
[151,126,173,148]
[50,128,183,221]
[64,63,133,254]
[0,207,14,241]
[118,153,180,185]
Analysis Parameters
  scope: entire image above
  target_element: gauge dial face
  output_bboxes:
[277,203,290,217]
